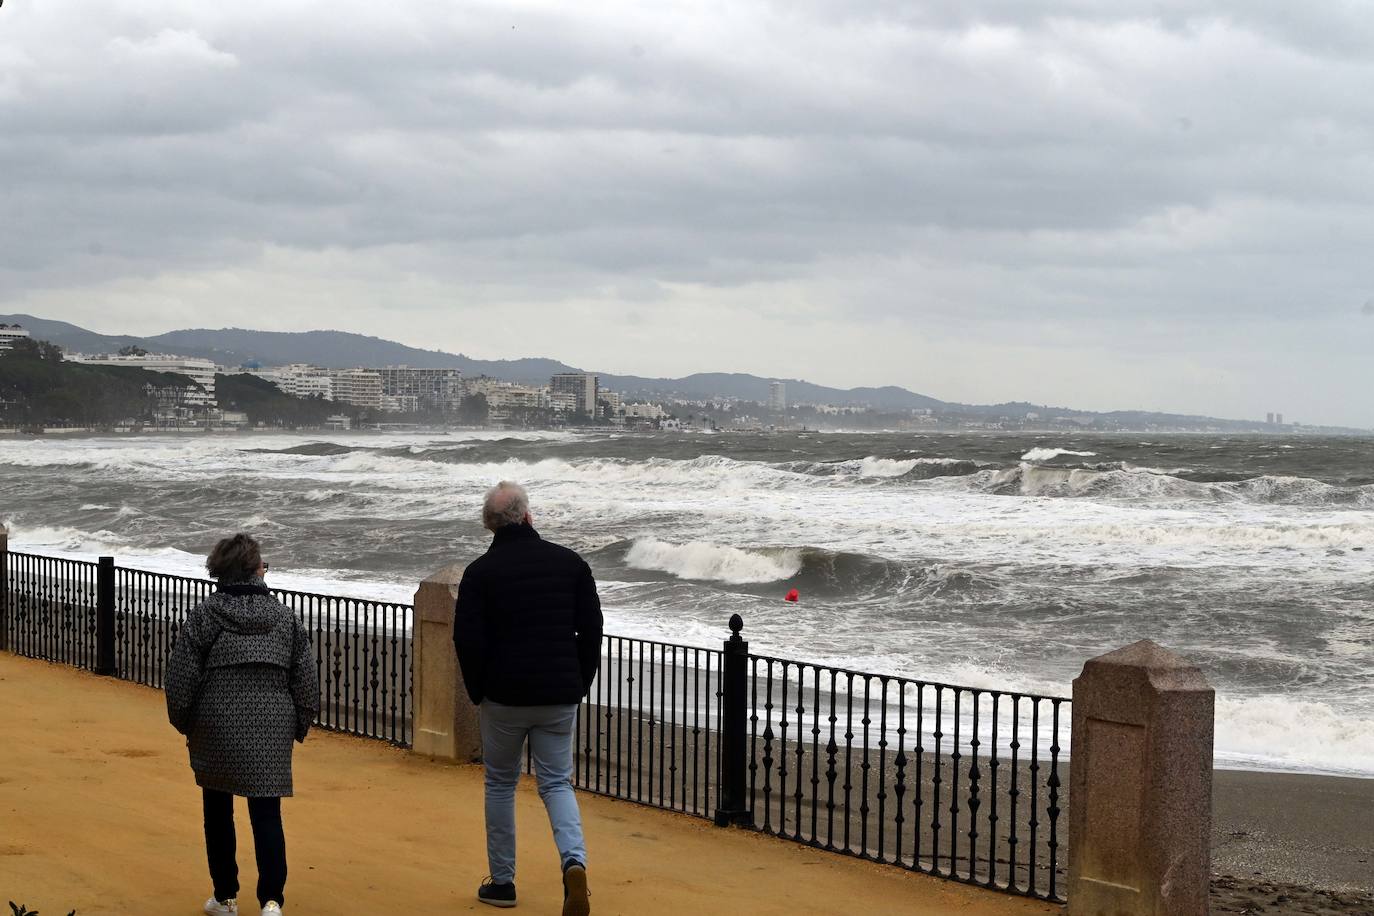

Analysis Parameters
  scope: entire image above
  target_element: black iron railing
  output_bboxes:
[2,552,100,669]
[570,634,723,820]
[4,548,1067,902]
[743,653,1067,901]
[551,615,1069,903]
[3,551,412,746]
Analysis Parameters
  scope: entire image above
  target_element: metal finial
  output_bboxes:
[729,613,743,635]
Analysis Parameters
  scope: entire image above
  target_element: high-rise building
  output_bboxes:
[768,381,787,413]
[1266,412,1275,424]
[324,369,382,410]
[371,367,463,413]
[1276,413,1283,426]
[551,373,599,417]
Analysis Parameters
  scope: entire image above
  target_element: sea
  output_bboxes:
[1,430,1371,776]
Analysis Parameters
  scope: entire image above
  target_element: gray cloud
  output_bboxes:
[1,1,1372,424]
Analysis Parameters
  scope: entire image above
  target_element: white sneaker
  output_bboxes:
[204,898,238,916]
[262,903,283,915]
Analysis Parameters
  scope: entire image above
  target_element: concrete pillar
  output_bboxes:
[1068,640,1214,916]
[411,563,482,762]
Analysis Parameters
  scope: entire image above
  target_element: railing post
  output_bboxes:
[411,563,482,762]
[0,525,9,653]
[1068,640,1214,915]
[714,613,751,827]
[95,556,116,676]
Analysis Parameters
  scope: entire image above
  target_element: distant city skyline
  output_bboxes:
[1,3,1372,426]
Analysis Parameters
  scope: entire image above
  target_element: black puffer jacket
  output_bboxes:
[453,523,603,706]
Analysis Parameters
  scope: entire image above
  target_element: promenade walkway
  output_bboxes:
[0,654,1058,915]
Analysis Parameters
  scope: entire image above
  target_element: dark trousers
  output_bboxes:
[202,788,288,907]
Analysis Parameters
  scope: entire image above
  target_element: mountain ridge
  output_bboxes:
[2,314,951,409]
[2,313,1359,429]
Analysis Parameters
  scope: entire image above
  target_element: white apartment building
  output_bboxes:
[250,365,335,400]
[67,353,218,406]
[623,402,666,420]
[465,377,549,411]
[0,324,31,350]
[325,369,383,410]
[768,381,787,413]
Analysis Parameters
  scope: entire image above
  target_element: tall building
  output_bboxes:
[0,324,31,350]
[768,381,787,413]
[371,367,463,413]
[1276,413,1284,426]
[67,353,218,406]
[1266,413,1275,424]
[550,373,599,417]
[325,369,383,410]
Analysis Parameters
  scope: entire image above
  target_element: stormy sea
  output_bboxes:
[2,430,1371,776]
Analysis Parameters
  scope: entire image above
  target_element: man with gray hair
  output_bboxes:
[454,481,602,914]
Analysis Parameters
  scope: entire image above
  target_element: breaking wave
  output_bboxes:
[1215,695,1374,776]
[625,538,803,584]
[968,464,1374,507]
[613,539,992,600]
[1021,447,1098,462]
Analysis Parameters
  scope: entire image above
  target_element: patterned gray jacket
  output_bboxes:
[165,579,320,797]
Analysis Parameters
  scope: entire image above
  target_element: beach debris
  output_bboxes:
[784,588,799,602]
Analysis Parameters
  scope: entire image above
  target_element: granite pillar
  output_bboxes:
[1068,640,1215,915]
[411,563,482,762]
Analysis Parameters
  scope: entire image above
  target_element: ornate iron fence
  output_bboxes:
[2,552,100,669]
[570,634,723,819]
[555,616,1068,903]
[4,547,1067,901]
[743,651,1067,901]
[2,551,412,746]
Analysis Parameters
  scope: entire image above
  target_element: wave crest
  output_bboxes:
[625,538,803,584]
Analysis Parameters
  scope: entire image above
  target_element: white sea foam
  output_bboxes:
[1020,447,1098,462]
[4,432,1372,774]
[626,538,803,584]
[857,456,919,477]
[1214,695,1374,776]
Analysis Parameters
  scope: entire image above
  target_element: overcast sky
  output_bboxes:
[2,1,1372,425]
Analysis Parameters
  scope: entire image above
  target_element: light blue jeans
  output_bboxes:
[479,700,587,883]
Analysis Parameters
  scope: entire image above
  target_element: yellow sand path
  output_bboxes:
[0,653,1058,915]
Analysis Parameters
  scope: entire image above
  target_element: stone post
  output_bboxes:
[411,563,482,762]
[1068,640,1214,916]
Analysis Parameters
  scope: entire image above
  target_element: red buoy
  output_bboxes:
[785,588,799,602]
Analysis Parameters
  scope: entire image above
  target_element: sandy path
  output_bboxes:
[0,654,1057,915]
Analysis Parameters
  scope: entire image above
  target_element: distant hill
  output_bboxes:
[598,372,946,410]
[0,315,580,383]
[1,314,949,409]
[3,314,1364,431]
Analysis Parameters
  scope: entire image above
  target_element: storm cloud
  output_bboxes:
[1,1,1371,424]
